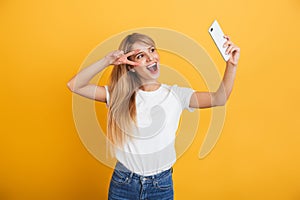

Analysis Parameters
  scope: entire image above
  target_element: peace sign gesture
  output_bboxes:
[105,49,140,66]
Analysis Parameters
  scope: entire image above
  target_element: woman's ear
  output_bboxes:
[127,65,135,73]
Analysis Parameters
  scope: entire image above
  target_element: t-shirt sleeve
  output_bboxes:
[171,85,195,112]
[104,85,110,107]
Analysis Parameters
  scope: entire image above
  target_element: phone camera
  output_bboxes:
[210,28,213,32]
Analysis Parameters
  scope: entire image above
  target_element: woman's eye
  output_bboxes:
[136,54,144,59]
[150,47,155,52]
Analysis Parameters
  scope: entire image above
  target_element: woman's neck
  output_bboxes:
[139,82,161,91]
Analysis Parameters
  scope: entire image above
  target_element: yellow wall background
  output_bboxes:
[1,0,300,199]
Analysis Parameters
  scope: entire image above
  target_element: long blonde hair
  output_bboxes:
[107,33,155,146]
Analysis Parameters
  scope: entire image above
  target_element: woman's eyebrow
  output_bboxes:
[147,46,155,50]
[131,46,154,58]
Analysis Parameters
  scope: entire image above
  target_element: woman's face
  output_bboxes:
[130,42,160,84]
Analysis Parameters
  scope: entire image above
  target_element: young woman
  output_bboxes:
[67,33,240,200]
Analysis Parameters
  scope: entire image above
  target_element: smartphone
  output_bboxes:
[208,20,230,61]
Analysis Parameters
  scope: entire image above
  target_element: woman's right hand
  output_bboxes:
[105,50,140,66]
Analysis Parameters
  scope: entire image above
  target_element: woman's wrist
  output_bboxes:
[102,56,113,66]
[226,62,238,69]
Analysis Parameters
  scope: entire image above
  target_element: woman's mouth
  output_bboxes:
[146,63,159,73]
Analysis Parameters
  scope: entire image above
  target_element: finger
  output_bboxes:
[226,45,235,55]
[223,35,230,40]
[113,51,124,58]
[126,60,140,66]
[115,59,123,65]
[223,40,232,48]
[125,49,140,57]
[115,54,122,59]
[118,50,124,55]
[229,47,240,55]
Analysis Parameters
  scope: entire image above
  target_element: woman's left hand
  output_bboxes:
[223,35,240,66]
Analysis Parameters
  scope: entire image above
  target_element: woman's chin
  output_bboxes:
[150,70,160,79]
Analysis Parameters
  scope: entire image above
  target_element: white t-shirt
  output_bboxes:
[105,84,194,176]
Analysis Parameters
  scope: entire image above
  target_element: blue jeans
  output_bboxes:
[108,162,174,200]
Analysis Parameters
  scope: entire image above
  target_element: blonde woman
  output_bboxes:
[67,33,240,200]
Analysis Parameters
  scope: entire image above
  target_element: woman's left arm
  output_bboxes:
[189,35,240,108]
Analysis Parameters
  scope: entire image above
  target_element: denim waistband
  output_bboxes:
[114,161,173,181]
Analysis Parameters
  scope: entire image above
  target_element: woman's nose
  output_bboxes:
[147,53,154,61]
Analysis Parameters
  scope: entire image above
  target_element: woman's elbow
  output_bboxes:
[216,100,227,106]
[212,94,228,107]
[67,81,75,92]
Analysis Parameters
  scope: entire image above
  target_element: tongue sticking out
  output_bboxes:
[147,63,158,72]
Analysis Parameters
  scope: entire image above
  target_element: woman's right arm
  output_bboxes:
[67,50,139,102]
